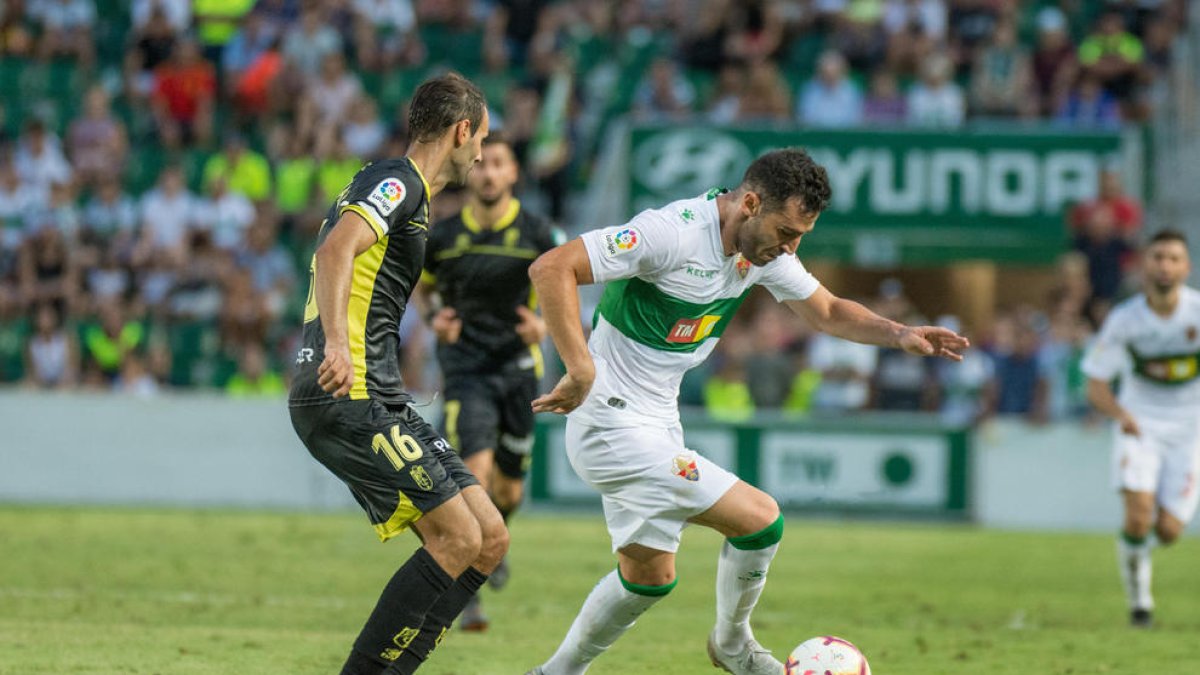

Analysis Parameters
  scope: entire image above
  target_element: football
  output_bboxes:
[784,636,871,675]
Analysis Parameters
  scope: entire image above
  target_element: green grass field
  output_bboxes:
[2,506,1198,674]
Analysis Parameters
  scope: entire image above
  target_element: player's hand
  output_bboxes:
[317,344,354,398]
[1117,411,1141,437]
[515,306,547,345]
[899,326,970,361]
[532,370,595,415]
[431,307,462,344]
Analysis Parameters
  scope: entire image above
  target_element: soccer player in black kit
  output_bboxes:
[419,131,565,631]
[288,73,509,675]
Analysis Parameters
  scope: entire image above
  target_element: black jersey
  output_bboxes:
[290,157,432,407]
[424,199,563,377]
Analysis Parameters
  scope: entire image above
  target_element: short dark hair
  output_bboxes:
[1149,229,1188,247]
[482,129,511,149]
[740,148,832,215]
[408,72,487,143]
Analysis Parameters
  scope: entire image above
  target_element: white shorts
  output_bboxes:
[1112,414,1200,523]
[565,418,739,553]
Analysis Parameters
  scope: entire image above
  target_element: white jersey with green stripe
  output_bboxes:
[1081,286,1200,419]
[571,192,821,427]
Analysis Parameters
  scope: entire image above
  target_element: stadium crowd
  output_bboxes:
[0,0,1184,424]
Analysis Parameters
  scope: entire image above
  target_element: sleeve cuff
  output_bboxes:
[341,203,388,240]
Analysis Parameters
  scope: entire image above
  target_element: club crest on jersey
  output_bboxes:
[673,454,700,482]
[735,254,752,278]
[602,228,640,257]
[410,466,433,491]
[368,177,406,216]
[666,315,720,343]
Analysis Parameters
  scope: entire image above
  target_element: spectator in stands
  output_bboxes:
[1136,15,1175,119]
[131,0,190,33]
[82,298,144,385]
[632,57,697,122]
[1038,303,1091,421]
[195,177,255,252]
[221,11,273,84]
[235,213,295,322]
[232,35,285,120]
[193,0,256,65]
[872,326,937,411]
[15,118,71,193]
[351,0,423,71]
[24,302,76,389]
[1055,71,1121,129]
[31,0,96,65]
[271,133,318,233]
[807,322,879,413]
[1031,7,1079,117]
[830,0,888,73]
[724,0,784,63]
[298,52,362,140]
[907,52,964,127]
[82,176,138,258]
[342,94,387,160]
[797,50,864,128]
[202,132,272,202]
[484,0,551,70]
[218,267,268,353]
[862,66,907,124]
[152,39,217,149]
[947,0,999,61]
[84,245,131,309]
[0,159,46,244]
[67,86,128,191]
[282,5,343,77]
[251,0,299,38]
[135,164,196,268]
[1074,202,1132,312]
[714,58,791,124]
[18,227,78,315]
[1070,169,1143,239]
[115,353,160,396]
[884,0,945,75]
[314,132,362,204]
[933,315,993,426]
[0,0,36,57]
[704,355,756,423]
[225,342,285,397]
[969,19,1036,119]
[990,311,1048,422]
[679,0,732,72]
[126,6,179,102]
[1078,11,1143,105]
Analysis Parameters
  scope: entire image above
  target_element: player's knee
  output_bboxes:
[427,518,482,569]
[1155,519,1183,545]
[742,488,781,535]
[477,520,510,570]
[1124,513,1153,539]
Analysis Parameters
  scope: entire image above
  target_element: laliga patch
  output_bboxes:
[368,177,406,216]
[602,227,640,257]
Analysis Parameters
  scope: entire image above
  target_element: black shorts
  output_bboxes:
[440,372,537,479]
[290,399,479,541]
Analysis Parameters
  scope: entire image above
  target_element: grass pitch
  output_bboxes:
[1,506,1198,674]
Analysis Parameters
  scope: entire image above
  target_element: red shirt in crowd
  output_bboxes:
[1070,197,1143,237]
[154,62,216,122]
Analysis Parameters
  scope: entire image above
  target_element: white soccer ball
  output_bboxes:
[784,636,871,675]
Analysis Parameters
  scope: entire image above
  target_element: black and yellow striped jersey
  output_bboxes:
[290,157,431,407]
[423,200,564,377]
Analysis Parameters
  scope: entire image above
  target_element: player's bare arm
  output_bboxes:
[1086,377,1141,437]
[314,212,379,397]
[529,238,595,414]
[786,286,969,361]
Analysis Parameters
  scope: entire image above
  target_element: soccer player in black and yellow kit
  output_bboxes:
[419,132,565,631]
[288,73,509,675]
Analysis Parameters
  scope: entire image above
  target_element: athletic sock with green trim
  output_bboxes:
[1117,531,1155,611]
[341,547,453,675]
[538,569,674,675]
[714,515,784,654]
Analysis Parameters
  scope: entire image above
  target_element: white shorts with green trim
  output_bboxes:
[565,418,739,553]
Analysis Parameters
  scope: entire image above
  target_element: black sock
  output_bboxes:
[340,547,454,675]
[383,566,490,675]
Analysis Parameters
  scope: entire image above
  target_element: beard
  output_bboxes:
[476,187,505,207]
[1152,279,1178,295]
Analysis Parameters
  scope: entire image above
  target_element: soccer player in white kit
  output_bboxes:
[524,149,969,675]
[1082,229,1200,629]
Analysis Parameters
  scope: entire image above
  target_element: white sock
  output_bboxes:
[714,540,779,654]
[1117,534,1155,611]
[540,570,666,675]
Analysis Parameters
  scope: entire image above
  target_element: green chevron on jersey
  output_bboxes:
[596,277,750,352]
